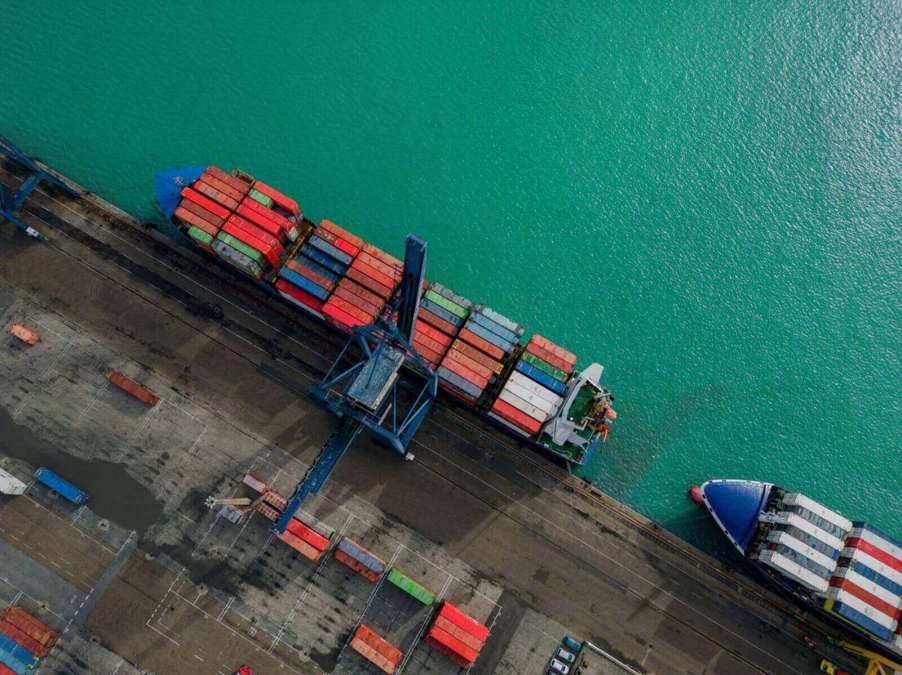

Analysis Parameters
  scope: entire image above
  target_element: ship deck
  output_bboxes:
[0,159,867,674]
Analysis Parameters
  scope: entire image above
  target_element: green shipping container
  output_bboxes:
[424,290,468,319]
[248,188,275,208]
[521,352,569,382]
[216,231,267,267]
[212,239,264,278]
[387,568,435,605]
[187,226,214,246]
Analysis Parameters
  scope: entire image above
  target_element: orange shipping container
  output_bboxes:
[276,530,321,561]
[452,340,504,374]
[285,518,331,552]
[445,348,494,380]
[192,180,239,211]
[333,284,382,317]
[253,181,301,217]
[200,172,245,202]
[178,198,225,226]
[2,606,58,647]
[458,328,505,361]
[108,371,159,405]
[346,267,393,299]
[323,302,369,331]
[236,202,286,242]
[351,259,397,292]
[8,323,40,346]
[206,166,251,194]
[180,186,231,219]
[174,207,219,236]
[319,219,363,248]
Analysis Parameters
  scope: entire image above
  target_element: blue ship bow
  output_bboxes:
[701,479,773,554]
[154,166,206,221]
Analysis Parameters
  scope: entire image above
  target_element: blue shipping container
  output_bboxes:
[464,320,516,352]
[0,634,37,671]
[437,367,483,398]
[515,361,568,397]
[420,299,465,327]
[467,312,521,345]
[477,306,523,335]
[308,235,354,266]
[291,254,341,284]
[34,467,88,505]
[278,268,330,301]
[300,245,347,276]
[338,538,385,574]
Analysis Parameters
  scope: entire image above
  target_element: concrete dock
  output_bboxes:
[0,160,866,674]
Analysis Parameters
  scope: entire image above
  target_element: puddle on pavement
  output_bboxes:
[0,404,164,533]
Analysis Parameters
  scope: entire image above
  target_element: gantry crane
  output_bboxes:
[274,234,435,533]
[0,136,79,238]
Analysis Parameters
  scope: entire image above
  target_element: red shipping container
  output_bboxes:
[426,631,478,668]
[240,196,295,233]
[236,202,285,242]
[346,267,393,299]
[253,180,301,216]
[222,220,280,268]
[262,490,287,510]
[350,638,396,674]
[490,398,541,434]
[200,172,245,202]
[415,320,452,348]
[440,355,490,389]
[276,279,325,313]
[0,620,50,658]
[351,259,397,291]
[284,260,336,292]
[178,198,225,227]
[417,309,458,337]
[193,180,240,211]
[254,502,280,521]
[438,603,490,642]
[8,324,41,346]
[2,607,57,647]
[445,348,494,380]
[285,518,331,552]
[357,251,401,281]
[226,214,282,252]
[362,243,402,271]
[334,549,381,582]
[315,227,360,257]
[458,329,505,361]
[174,207,219,237]
[0,664,17,675]
[108,371,159,405]
[452,340,504,374]
[525,341,573,374]
[433,615,485,651]
[333,285,382,317]
[412,332,447,358]
[327,295,376,324]
[411,338,444,364]
[276,530,321,561]
[531,334,577,367]
[323,301,369,330]
[339,278,384,310]
[180,186,231,219]
[206,166,251,194]
[319,219,364,248]
[355,625,402,664]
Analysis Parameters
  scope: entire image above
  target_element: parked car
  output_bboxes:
[562,635,582,653]
[549,658,570,674]
[556,647,576,663]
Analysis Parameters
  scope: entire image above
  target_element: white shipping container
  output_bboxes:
[756,550,829,592]
[783,493,853,532]
[498,389,549,422]
[831,567,900,607]
[765,531,838,572]
[502,379,561,416]
[824,588,898,629]
[507,371,565,407]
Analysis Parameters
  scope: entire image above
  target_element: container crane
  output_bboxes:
[0,136,79,239]
[274,234,434,533]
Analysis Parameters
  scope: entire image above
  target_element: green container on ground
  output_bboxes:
[387,568,435,605]
[521,351,569,382]
[248,188,274,208]
[424,289,468,319]
[187,226,214,246]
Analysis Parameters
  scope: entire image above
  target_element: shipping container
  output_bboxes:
[531,334,577,367]
[429,282,472,310]
[436,367,483,400]
[179,186,231,219]
[177,198,225,227]
[387,568,435,604]
[212,239,264,279]
[301,244,348,276]
[215,232,268,269]
[444,348,494,381]
[0,662,18,675]
[525,339,574,374]
[0,645,30,675]
[477,306,523,336]
[242,472,267,493]
[333,282,383,317]
[34,467,88,505]
[346,266,393,299]
[337,537,386,573]
[235,203,285,243]
[222,218,282,268]
[193,180,239,211]
[490,399,542,435]
[276,529,321,561]
[285,518,331,552]
[423,290,468,319]
[254,502,280,521]
[319,219,364,248]
[334,549,382,582]
[279,268,330,301]
[464,320,516,352]
[0,635,38,671]
[515,360,568,396]
[425,630,478,668]
[433,615,484,651]
[200,172,245,202]
[283,259,336,292]
[457,329,505,361]
[520,351,569,382]
[0,621,49,658]
[308,235,354,267]
[248,188,274,208]
[174,207,219,236]
[350,625,402,674]
[468,311,521,345]
[206,166,251,194]
[314,227,360,257]
[253,180,301,217]
[417,309,459,336]
[2,608,57,649]
[7,324,40,346]
[362,243,403,270]
[420,298,465,327]
[322,302,369,330]
[239,196,298,238]
[351,258,396,291]
[262,490,287,510]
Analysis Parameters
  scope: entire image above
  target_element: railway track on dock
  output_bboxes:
[0,166,859,674]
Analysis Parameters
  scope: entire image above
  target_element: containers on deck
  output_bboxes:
[437,304,522,405]
[426,601,490,668]
[490,334,574,437]
[33,468,88,505]
[350,624,403,674]
[411,282,469,369]
[0,606,58,673]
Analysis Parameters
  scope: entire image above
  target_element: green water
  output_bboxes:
[3,2,899,550]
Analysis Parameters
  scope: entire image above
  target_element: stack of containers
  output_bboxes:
[334,537,386,582]
[824,522,902,643]
[491,334,576,436]
[425,602,490,669]
[349,624,403,674]
[412,282,470,368]
[324,239,402,331]
[0,606,58,673]
[250,179,303,225]
[173,186,231,250]
[278,516,332,562]
[386,568,435,605]
[438,305,522,405]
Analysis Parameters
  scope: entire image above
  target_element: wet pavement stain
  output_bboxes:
[0,404,164,533]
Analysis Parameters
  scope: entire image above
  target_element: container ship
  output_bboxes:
[694,479,902,658]
[153,165,617,466]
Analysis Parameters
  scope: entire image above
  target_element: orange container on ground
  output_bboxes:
[108,371,159,405]
[8,324,40,346]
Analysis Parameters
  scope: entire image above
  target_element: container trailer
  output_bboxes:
[155,166,616,466]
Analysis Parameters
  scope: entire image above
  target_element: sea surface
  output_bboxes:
[2,2,899,552]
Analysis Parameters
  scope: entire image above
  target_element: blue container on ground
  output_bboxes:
[34,467,89,505]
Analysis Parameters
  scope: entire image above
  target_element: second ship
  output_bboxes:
[154,165,617,466]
